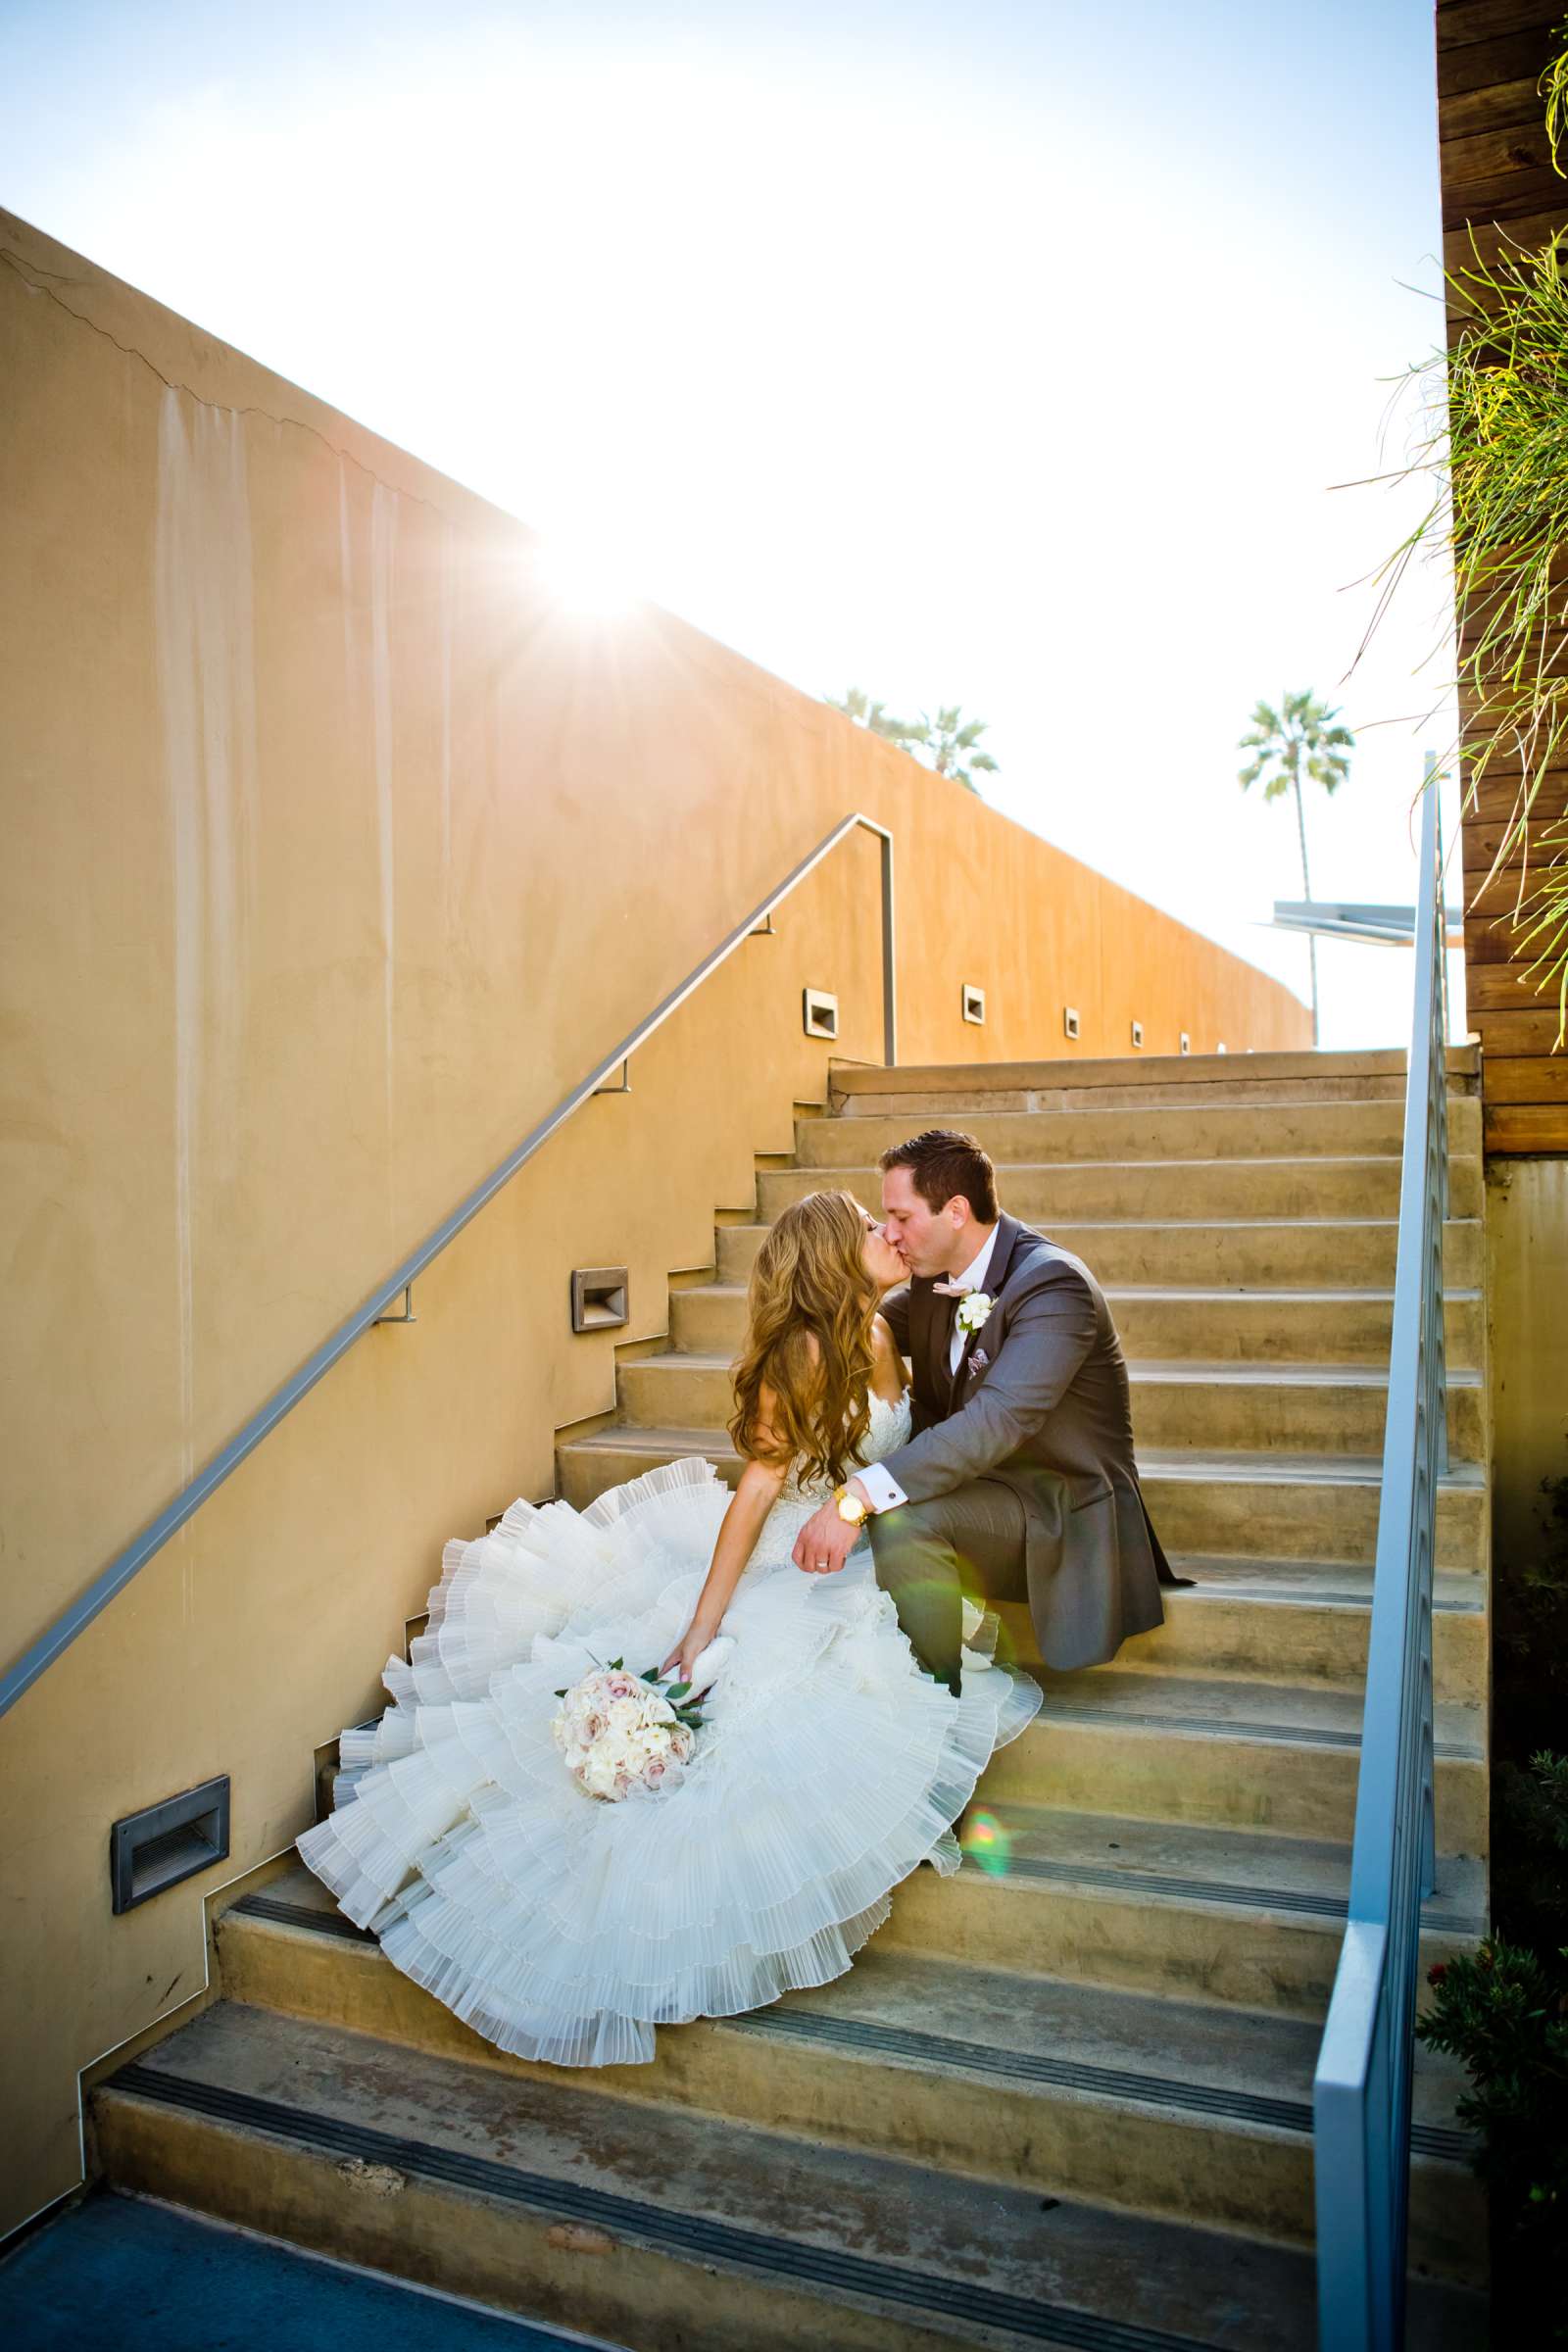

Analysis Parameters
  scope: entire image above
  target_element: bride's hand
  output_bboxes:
[661,1619,720,1684]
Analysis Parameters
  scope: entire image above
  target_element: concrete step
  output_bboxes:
[166,1936,1488,2284]
[613,1351,1485,1460]
[1102,1560,1487,1706]
[1141,1450,1489,1573]
[756,1155,1485,1224]
[841,1076,1460,1113]
[672,1278,1484,1369]
[877,1812,1486,2017]
[983,1668,1486,1853]
[90,2002,1486,2349]
[555,1429,1490,1574]
[715,1215,1486,1291]
[226,1809,1484,2038]
[795,1097,1483,1168]
[829,1048,1482,1111]
[1128,1362,1483,1459]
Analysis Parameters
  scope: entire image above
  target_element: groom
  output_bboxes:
[792,1127,1190,1690]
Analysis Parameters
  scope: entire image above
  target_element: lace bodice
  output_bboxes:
[773,1386,913,1507]
[740,1387,912,1575]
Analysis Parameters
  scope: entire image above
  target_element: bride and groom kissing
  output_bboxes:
[298,1125,1185,2070]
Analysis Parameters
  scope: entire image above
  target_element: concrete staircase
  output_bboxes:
[90,1050,1492,2349]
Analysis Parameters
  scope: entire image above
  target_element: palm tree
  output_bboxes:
[823,686,921,750]
[907,705,1001,797]
[1238,690,1354,1047]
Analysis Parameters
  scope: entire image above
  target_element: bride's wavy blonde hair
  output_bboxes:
[728,1189,880,1488]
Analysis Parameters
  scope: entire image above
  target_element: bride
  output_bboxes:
[297,1188,1042,2067]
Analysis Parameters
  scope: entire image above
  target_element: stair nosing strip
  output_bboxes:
[105,2063,1237,2352]
[726,2008,1313,2132]
[967,1855,1474,1932]
[722,2010,1470,2160]
[230,1893,375,1941]
[1171,1585,1484,1612]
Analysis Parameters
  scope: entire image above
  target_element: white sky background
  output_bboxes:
[1,0,1467,1047]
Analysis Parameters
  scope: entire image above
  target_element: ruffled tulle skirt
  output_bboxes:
[297,1456,1042,2066]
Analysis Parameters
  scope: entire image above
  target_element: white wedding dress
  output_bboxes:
[296,1387,1042,2066]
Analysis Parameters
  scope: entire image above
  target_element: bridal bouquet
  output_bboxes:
[551,1645,728,1803]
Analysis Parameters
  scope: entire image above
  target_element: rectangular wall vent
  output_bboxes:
[1130,1020,1145,1049]
[961,984,986,1026]
[571,1267,629,1333]
[111,1776,230,1915]
[803,988,839,1041]
[1062,1005,1080,1042]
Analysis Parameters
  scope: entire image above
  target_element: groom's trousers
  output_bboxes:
[866,1478,1030,1695]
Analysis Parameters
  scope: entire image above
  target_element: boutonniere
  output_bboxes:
[956,1292,994,1337]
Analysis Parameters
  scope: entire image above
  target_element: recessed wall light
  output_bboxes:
[803,988,839,1040]
[571,1268,629,1333]
[111,1776,230,1914]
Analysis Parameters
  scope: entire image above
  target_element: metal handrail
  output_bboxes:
[0,813,897,1721]
[1312,754,1450,2349]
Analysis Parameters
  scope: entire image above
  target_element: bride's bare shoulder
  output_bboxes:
[870,1314,908,1399]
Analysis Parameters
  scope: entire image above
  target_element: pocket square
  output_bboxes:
[966,1348,990,1375]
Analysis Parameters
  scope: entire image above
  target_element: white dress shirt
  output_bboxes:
[856,1223,1002,1515]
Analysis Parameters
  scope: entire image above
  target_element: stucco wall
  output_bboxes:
[0,208,1309,2234]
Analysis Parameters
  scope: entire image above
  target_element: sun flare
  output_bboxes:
[531,532,638,618]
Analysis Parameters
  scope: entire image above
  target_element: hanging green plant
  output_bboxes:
[1351,18,1568,1041]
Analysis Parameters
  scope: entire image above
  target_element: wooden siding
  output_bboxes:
[1438,0,1568,1152]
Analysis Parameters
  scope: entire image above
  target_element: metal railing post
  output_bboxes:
[1312,762,1450,2349]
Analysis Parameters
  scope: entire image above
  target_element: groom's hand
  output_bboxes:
[793,1500,858,1576]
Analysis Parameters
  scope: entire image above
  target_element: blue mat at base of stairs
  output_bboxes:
[0,2190,625,2352]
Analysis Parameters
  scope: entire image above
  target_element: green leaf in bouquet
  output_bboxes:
[554,1688,568,1698]
[666,1682,691,1702]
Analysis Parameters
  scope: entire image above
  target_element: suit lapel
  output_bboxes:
[983,1212,1024,1299]
[953,1214,1022,1392]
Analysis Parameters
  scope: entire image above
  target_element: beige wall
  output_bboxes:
[0,208,1309,2234]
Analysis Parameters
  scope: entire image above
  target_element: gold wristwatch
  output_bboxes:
[833,1484,870,1526]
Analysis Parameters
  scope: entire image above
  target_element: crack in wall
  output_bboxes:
[2,242,453,519]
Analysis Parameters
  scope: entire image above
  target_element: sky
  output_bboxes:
[0,0,1468,1046]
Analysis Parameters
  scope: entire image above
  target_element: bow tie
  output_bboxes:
[931,1280,971,1298]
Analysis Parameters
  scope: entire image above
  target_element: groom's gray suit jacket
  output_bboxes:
[877,1211,1173,1673]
